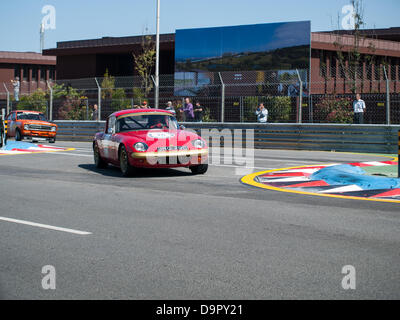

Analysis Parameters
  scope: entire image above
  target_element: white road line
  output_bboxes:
[50,152,92,157]
[0,216,92,235]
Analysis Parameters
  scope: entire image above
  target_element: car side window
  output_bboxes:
[11,113,16,121]
[107,116,116,134]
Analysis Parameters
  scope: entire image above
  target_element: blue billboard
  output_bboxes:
[174,21,311,96]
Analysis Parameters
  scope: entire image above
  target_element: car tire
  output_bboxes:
[190,164,208,175]
[93,143,108,169]
[49,137,56,143]
[119,145,135,177]
[15,129,22,141]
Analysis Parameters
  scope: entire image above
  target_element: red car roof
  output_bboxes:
[111,108,173,118]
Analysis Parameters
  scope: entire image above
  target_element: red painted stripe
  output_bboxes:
[371,189,400,198]
[380,161,398,165]
[260,172,311,178]
[11,149,45,153]
[285,180,330,188]
[349,162,372,167]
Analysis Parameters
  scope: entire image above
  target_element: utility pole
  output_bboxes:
[40,23,45,53]
[155,0,160,109]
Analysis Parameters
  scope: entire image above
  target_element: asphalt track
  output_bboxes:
[0,141,399,299]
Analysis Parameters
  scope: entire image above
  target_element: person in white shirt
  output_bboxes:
[353,93,366,124]
[255,103,268,123]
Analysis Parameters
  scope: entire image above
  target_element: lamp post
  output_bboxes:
[155,0,160,109]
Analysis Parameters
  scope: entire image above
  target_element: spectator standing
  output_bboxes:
[92,104,99,121]
[11,77,20,101]
[255,103,268,123]
[182,97,194,122]
[353,93,366,124]
[194,101,204,122]
[165,101,176,115]
[141,101,149,109]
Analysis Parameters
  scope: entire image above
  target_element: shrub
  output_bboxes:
[16,89,48,114]
[243,96,292,123]
[314,96,353,123]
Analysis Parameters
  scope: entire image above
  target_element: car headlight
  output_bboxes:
[134,142,148,152]
[191,139,205,149]
[51,126,56,132]
[24,125,30,130]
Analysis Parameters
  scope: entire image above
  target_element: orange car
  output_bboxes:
[5,110,57,143]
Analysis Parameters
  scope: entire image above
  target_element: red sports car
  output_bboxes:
[93,109,208,176]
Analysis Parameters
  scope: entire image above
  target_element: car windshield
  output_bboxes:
[17,112,47,121]
[116,113,178,132]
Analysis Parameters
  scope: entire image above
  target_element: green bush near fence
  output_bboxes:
[243,96,292,122]
[53,84,88,120]
[111,88,131,111]
[16,88,47,114]
[314,96,353,124]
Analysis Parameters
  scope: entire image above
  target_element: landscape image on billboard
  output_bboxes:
[174,21,311,96]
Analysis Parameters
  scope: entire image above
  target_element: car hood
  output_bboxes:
[118,129,205,150]
[19,120,56,126]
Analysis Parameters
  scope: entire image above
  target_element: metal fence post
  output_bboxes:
[383,66,390,125]
[3,83,10,114]
[151,75,156,108]
[296,69,303,124]
[1,108,5,147]
[94,77,101,121]
[46,81,53,121]
[218,72,225,123]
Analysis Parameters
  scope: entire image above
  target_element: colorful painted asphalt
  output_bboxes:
[241,157,400,203]
[0,141,73,155]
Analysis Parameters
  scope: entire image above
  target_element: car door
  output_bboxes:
[102,116,116,162]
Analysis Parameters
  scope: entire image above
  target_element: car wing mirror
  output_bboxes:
[179,125,186,130]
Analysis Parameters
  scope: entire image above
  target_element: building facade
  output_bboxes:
[0,51,56,96]
[42,27,400,95]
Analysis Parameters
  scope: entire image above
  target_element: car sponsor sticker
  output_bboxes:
[147,132,175,139]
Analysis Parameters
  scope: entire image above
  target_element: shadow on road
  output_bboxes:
[78,163,193,178]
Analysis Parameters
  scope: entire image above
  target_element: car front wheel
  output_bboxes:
[190,164,208,175]
[15,129,22,141]
[94,143,108,168]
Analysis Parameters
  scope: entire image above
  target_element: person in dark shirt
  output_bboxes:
[194,101,204,122]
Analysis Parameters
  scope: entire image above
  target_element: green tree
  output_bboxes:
[133,34,155,99]
[101,69,115,99]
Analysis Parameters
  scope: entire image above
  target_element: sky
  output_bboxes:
[0,0,399,53]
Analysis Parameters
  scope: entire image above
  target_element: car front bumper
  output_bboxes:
[130,149,208,168]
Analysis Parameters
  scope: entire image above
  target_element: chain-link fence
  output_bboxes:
[0,68,399,124]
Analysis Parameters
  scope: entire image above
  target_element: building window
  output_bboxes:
[330,56,336,78]
[32,66,38,81]
[319,50,327,78]
[40,67,46,81]
[14,65,21,79]
[22,65,29,80]
[390,59,397,81]
[49,67,55,80]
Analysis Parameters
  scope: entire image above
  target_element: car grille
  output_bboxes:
[28,124,53,131]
